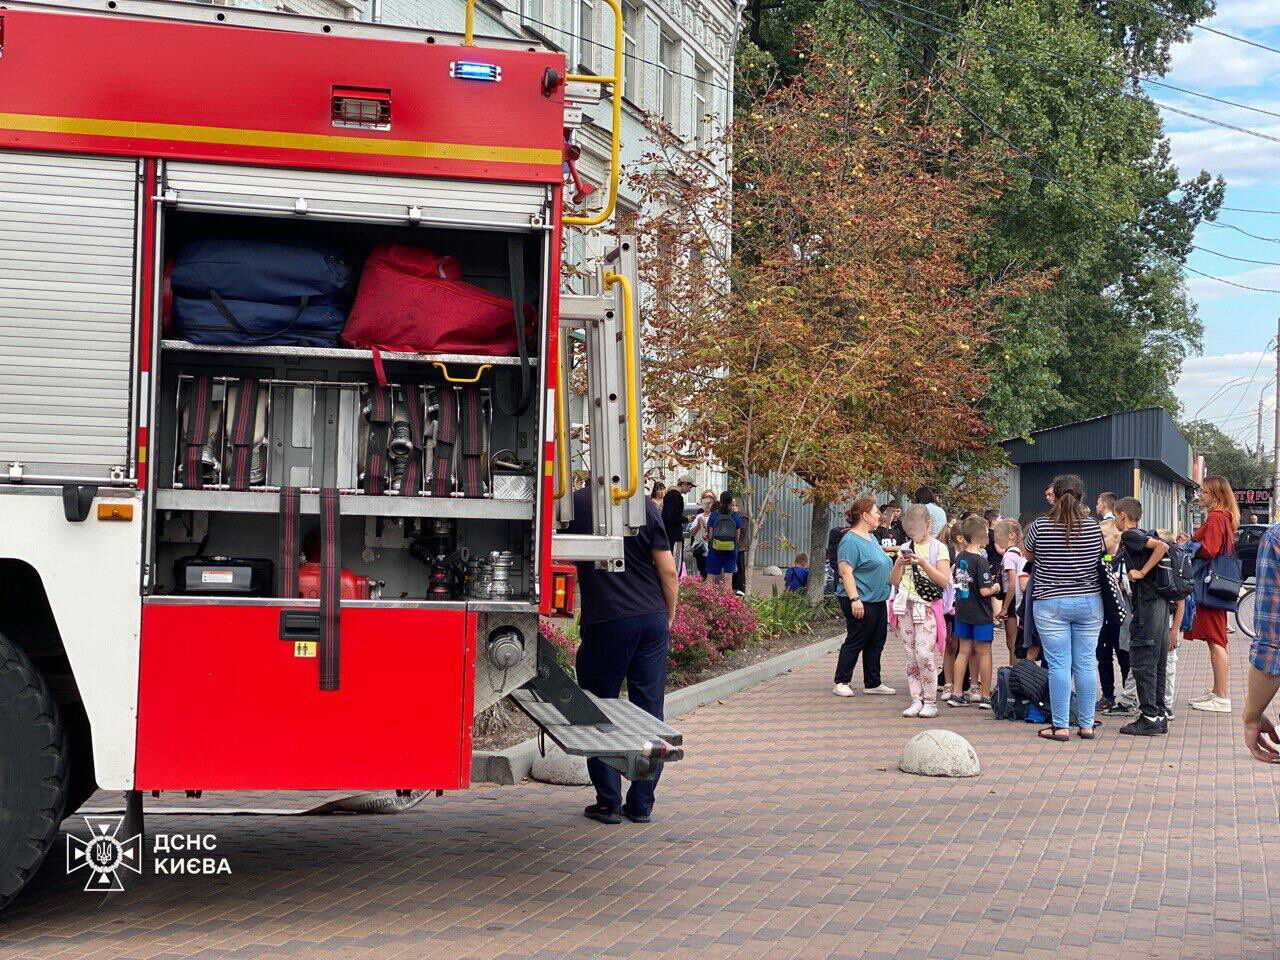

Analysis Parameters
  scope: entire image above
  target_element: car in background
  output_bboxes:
[1236,524,1269,582]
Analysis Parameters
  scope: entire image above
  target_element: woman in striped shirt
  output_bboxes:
[1023,474,1104,741]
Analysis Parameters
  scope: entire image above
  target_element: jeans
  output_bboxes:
[575,612,669,816]
[834,598,887,687]
[1033,593,1103,729]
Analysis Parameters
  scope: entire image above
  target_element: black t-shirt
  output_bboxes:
[827,525,849,563]
[1120,527,1160,600]
[661,488,685,547]
[873,524,906,549]
[953,550,994,624]
[568,487,671,626]
[985,535,1005,598]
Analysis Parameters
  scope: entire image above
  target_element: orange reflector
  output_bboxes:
[97,503,134,522]
[551,570,575,616]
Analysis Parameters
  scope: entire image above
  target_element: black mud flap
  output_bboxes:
[510,635,684,781]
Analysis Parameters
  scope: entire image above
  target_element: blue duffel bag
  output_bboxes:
[171,239,351,346]
[173,295,349,348]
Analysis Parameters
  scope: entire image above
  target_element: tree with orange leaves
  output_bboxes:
[629,38,1047,595]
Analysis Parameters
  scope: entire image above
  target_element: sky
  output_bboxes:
[1165,0,1280,450]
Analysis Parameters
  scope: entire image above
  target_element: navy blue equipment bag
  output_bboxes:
[171,239,351,347]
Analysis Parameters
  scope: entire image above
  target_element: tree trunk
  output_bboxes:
[806,494,832,608]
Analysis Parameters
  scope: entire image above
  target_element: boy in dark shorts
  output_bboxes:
[947,516,999,708]
[1114,497,1171,736]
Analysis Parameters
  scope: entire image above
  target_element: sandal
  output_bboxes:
[1077,726,1097,740]
[1038,727,1070,742]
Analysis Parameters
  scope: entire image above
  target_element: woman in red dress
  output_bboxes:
[1186,476,1239,714]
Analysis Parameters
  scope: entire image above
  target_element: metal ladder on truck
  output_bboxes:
[464,0,684,780]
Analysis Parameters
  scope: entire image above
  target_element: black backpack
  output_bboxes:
[710,513,740,552]
[1153,540,1196,601]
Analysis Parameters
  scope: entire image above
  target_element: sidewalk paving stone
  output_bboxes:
[1,635,1277,959]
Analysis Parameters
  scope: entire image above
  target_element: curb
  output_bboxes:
[472,631,843,785]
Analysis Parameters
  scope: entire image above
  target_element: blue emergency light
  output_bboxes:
[449,61,502,82]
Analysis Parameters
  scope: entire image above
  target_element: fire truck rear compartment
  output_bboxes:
[150,210,543,605]
[138,207,545,791]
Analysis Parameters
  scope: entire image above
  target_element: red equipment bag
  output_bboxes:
[343,243,521,356]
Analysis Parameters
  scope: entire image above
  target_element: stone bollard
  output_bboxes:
[899,729,980,778]
[530,746,592,786]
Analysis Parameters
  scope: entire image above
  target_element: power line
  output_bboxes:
[1222,206,1280,216]
[1222,342,1278,426]
[860,0,1280,147]
[1183,265,1280,293]
[854,0,1280,295]
[1194,245,1280,268]
[1203,220,1280,244]
[853,0,1280,256]
[1155,101,1280,147]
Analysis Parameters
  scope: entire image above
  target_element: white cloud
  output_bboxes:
[1213,0,1280,32]
[1176,349,1277,429]
[1167,30,1280,89]
[1162,115,1280,185]
[1186,265,1280,301]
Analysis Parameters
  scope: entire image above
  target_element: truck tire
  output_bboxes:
[0,634,68,912]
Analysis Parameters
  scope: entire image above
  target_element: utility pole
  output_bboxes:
[1258,392,1265,466]
[1273,320,1280,523]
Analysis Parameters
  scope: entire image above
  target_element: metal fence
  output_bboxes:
[744,473,847,569]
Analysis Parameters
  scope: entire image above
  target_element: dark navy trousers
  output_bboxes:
[575,611,670,816]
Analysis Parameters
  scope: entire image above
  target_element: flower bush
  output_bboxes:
[539,617,577,674]
[539,578,760,677]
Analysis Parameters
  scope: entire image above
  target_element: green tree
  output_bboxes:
[745,0,1224,439]
[1182,420,1274,492]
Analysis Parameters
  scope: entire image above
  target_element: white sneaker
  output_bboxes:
[864,684,897,695]
[919,702,939,719]
[1188,690,1215,705]
[1190,695,1231,714]
[902,699,923,717]
[940,684,952,701]
[833,683,856,697]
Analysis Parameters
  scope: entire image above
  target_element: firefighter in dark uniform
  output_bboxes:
[568,485,680,824]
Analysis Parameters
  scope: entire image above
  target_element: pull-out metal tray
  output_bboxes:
[510,688,683,780]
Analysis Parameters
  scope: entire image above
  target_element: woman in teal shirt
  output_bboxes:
[833,497,896,697]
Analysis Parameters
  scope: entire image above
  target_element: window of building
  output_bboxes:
[622,1,639,101]
[657,31,678,127]
[578,0,595,73]
[694,60,712,148]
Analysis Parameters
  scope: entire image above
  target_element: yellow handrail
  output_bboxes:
[604,270,637,504]
[564,0,623,227]
[433,361,492,384]
[461,0,623,229]
[554,330,571,499]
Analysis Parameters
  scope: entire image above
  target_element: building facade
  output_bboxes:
[1001,408,1198,535]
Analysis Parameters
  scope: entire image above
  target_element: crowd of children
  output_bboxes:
[829,485,1205,739]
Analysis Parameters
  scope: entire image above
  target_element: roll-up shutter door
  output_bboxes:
[0,152,139,483]
[161,162,552,231]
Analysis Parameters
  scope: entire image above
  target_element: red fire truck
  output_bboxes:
[0,0,680,909]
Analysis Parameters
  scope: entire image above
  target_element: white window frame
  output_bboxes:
[622,0,639,101]
[694,60,711,148]
[657,30,678,127]
[578,0,596,74]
